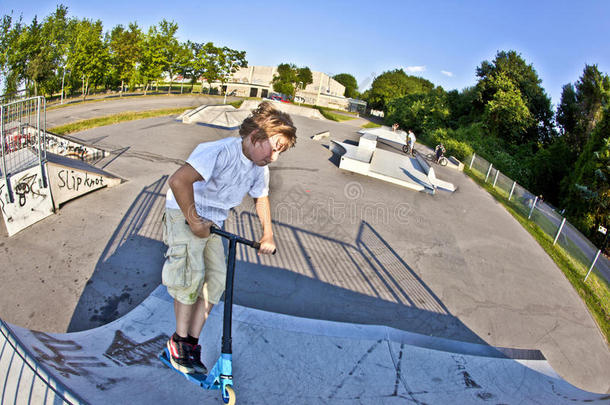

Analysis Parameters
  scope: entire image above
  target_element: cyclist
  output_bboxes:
[435,143,446,163]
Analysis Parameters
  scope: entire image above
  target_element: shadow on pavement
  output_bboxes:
[68,179,484,345]
[67,176,168,332]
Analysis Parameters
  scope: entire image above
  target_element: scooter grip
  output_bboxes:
[253,242,277,255]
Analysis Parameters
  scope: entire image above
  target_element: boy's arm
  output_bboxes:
[168,164,212,238]
[253,196,276,255]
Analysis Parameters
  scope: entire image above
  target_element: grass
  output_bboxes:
[48,107,191,135]
[361,122,382,129]
[465,167,610,344]
[314,107,356,122]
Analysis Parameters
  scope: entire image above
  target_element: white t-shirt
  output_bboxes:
[408,132,416,145]
[166,137,269,227]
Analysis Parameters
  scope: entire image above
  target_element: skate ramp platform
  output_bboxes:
[1,286,608,405]
[46,152,122,209]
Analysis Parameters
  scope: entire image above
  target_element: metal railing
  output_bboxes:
[468,153,610,285]
[1,96,47,202]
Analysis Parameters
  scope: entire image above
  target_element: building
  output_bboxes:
[214,66,349,110]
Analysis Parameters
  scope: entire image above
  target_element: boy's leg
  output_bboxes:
[187,297,214,338]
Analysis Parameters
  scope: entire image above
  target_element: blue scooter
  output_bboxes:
[160,226,275,404]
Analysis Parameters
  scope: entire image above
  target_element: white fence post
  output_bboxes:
[508,181,516,201]
[485,163,493,182]
[585,250,601,281]
[492,170,499,188]
[553,218,566,245]
[469,154,476,169]
[528,196,538,219]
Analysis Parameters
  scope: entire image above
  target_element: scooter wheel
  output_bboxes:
[223,385,236,405]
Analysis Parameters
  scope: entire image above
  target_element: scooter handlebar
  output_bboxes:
[184,220,277,254]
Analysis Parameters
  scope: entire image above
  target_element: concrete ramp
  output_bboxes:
[1,286,607,404]
[0,157,54,236]
[46,152,122,209]
[180,105,250,129]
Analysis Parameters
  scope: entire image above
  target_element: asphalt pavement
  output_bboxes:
[0,95,608,396]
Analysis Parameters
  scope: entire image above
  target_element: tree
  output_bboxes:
[107,22,142,95]
[561,106,610,246]
[475,50,554,144]
[386,86,450,134]
[156,19,180,94]
[139,23,166,94]
[483,72,533,143]
[333,73,358,98]
[556,65,610,154]
[217,46,247,92]
[365,69,434,111]
[192,42,221,93]
[272,63,312,98]
[66,18,109,100]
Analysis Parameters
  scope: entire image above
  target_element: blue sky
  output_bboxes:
[2,0,609,108]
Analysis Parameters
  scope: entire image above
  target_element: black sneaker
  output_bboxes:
[167,336,194,374]
[190,344,208,374]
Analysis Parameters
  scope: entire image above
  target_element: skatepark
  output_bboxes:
[1,95,609,404]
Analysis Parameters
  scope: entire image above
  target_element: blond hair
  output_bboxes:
[239,102,297,148]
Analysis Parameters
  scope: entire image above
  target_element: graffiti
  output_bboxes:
[452,355,481,389]
[44,134,105,162]
[57,169,105,191]
[14,173,46,207]
[0,183,5,215]
[31,332,109,379]
[104,330,168,367]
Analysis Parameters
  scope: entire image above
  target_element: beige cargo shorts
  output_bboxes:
[162,208,227,305]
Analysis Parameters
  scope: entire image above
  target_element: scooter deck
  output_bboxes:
[159,348,217,389]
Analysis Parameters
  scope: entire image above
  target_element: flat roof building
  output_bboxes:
[213,66,349,110]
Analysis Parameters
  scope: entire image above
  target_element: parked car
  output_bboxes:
[268,93,291,103]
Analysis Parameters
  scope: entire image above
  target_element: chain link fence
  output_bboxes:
[467,153,610,287]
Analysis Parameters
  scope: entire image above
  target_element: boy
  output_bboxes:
[162,102,296,374]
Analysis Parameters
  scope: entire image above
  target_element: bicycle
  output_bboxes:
[426,152,448,166]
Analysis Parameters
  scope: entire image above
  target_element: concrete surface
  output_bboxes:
[3,286,608,404]
[0,96,608,401]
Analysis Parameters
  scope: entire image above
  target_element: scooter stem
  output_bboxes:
[221,237,237,355]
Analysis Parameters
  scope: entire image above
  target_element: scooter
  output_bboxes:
[160,226,275,404]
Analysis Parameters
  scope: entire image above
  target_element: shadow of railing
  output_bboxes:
[225,208,485,344]
[68,178,484,344]
[67,176,167,332]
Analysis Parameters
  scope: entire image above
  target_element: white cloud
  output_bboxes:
[441,70,454,77]
[403,65,426,73]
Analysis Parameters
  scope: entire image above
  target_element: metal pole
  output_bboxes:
[528,196,538,219]
[469,154,475,169]
[509,181,516,201]
[553,218,566,245]
[485,163,493,182]
[492,170,499,188]
[585,250,601,281]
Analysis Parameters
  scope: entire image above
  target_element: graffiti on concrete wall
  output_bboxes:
[56,168,106,192]
[44,132,105,162]
[14,172,46,207]
[0,165,54,236]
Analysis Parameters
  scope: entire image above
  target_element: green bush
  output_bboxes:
[444,138,474,161]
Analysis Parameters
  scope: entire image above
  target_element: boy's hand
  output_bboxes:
[189,218,213,238]
[258,234,276,255]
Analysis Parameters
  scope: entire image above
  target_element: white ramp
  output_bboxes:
[1,286,607,404]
